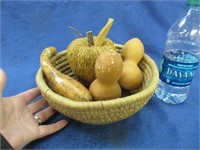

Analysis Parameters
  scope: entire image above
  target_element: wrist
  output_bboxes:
[0,130,18,149]
[1,133,14,149]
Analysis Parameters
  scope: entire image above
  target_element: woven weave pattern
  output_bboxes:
[36,45,159,125]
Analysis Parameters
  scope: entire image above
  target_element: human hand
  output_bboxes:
[0,69,68,149]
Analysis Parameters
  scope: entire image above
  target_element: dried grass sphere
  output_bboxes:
[67,37,116,84]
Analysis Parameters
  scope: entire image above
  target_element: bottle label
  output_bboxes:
[160,56,199,87]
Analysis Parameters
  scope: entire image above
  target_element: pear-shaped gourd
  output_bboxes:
[119,38,144,90]
[89,51,123,101]
[67,18,117,84]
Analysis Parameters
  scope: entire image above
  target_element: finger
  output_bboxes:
[16,87,41,103]
[0,68,7,97]
[37,120,68,139]
[28,98,48,114]
[34,106,56,122]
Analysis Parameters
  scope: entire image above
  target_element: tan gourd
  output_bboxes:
[89,51,123,101]
[119,38,144,90]
[40,47,92,102]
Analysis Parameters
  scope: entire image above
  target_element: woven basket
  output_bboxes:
[36,44,159,125]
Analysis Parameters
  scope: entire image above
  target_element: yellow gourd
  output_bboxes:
[89,51,123,101]
[119,38,144,90]
[40,47,92,102]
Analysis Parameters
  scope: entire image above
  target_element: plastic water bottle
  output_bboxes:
[155,0,200,104]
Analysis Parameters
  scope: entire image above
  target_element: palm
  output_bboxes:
[1,97,39,147]
[0,69,68,149]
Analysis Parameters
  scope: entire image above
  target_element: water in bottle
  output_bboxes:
[155,0,200,104]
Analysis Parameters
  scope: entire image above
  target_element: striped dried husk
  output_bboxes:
[66,37,116,84]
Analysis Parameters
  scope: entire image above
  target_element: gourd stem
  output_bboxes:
[86,31,94,46]
[95,18,114,46]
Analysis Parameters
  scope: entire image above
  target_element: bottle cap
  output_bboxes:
[187,0,200,5]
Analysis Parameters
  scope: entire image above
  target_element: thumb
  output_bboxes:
[0,68,7,97]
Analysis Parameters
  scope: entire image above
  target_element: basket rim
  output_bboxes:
[36,44,159,110]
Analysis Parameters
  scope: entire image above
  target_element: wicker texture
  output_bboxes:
[36,44,159,125]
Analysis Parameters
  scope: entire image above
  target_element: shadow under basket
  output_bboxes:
[36,44,159,125]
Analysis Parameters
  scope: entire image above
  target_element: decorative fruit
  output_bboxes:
[89,51,123,101]
[40,47,92,102]
[67,18,117,84]
[119,38,144,90]
[121,38,144,64]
